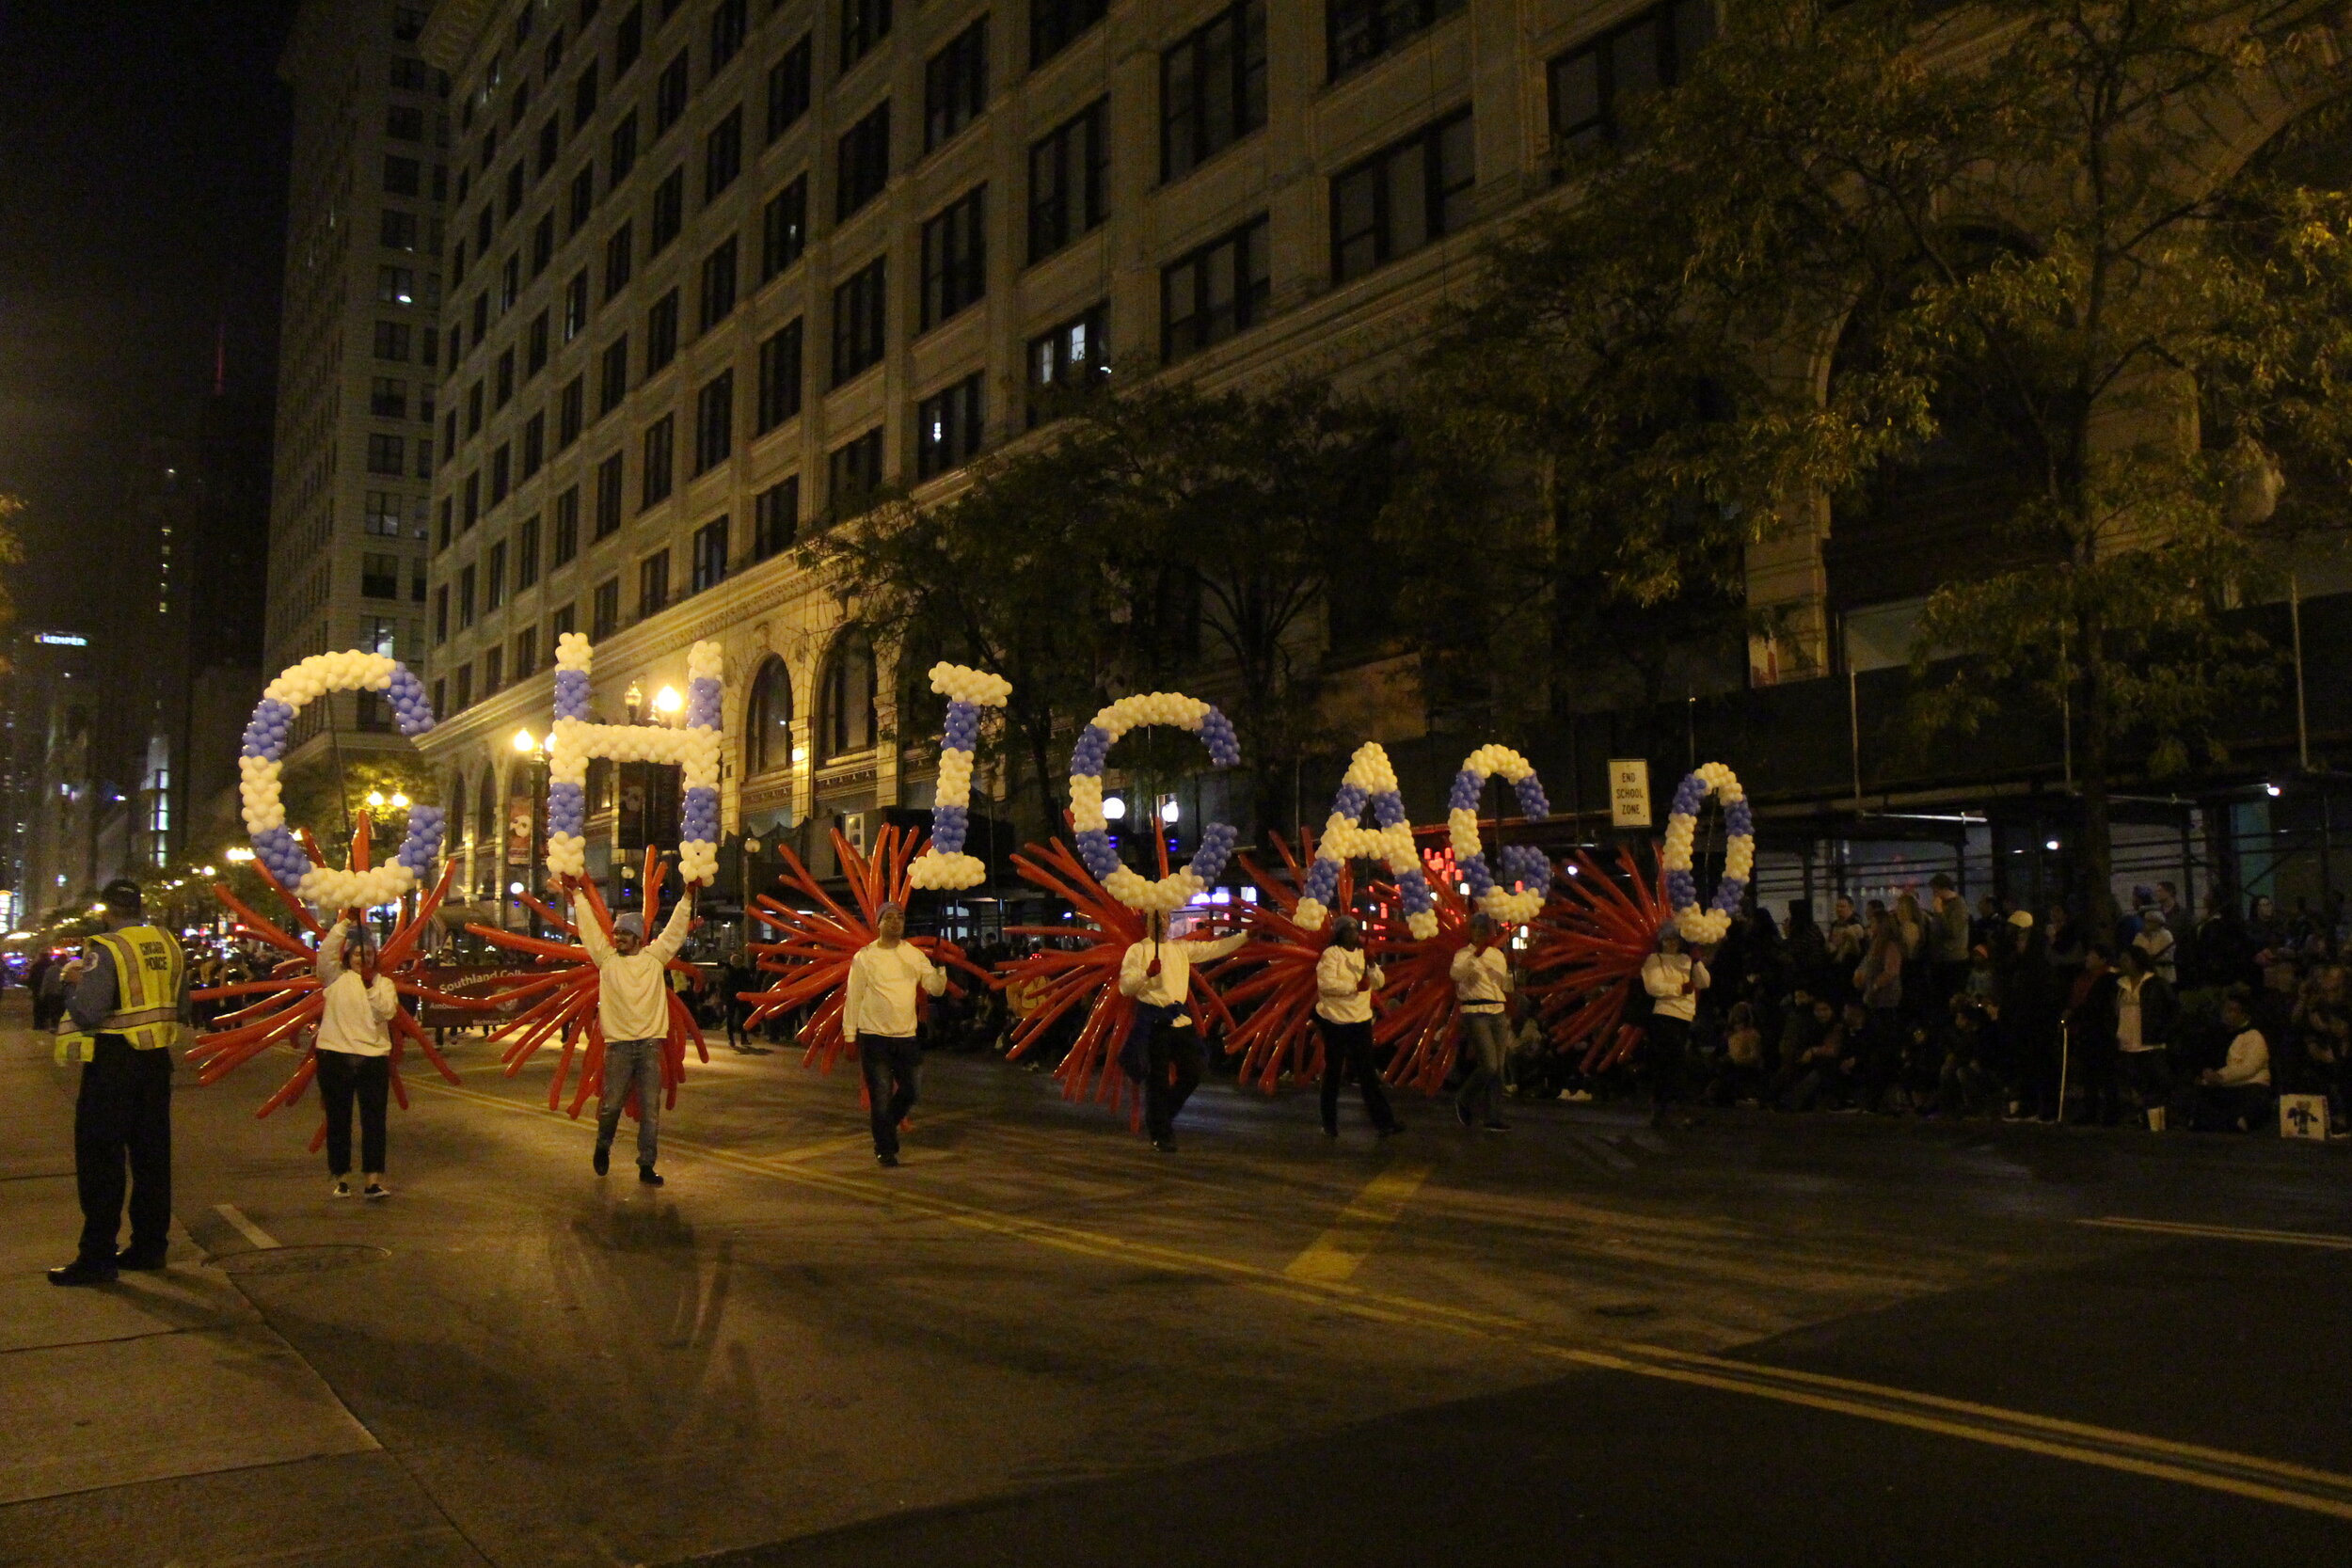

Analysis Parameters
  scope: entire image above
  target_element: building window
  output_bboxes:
[651,166,685,251]
[504,159,527,218]
[820,627,878,757]
[490,441,513,504]
[1027,300,1107,424]
[1328,0,1462,82]
[537,114,562,176]
[555,484,581,562]
[747,656,793,772]
[655,49,691,135]
[480,644,503,696]
[372,376,409,418]
[574,61,599,129]
[710,0,748,71]
[517,513,542,586]
[611,107,640,182]
[756,318,803,431]
[616,2,644,71]
[468,379,485,436]
[647,288,681,373]
[599,334,629,413]
[1027,98,1107,262]
[362,553,401,597]
[570,162,596,232]
[432,675,447,713]
[841,0,891,71]
[761,175,807,279]
[464,469,481,528]
[831,254,887,384]
[604,219,633,296]
[435,585,450,642]
[359,615,400,660]
[373,320,413,360]
[487,539,508,608]
[1330,109,1473,282]
[694,372,734,473]
[754,476,798,560]
[532,209,556,275]
[527,310,551,377]
[522,410,547,478]
[1031,0,1105,68]
[691,515,728,591]
[704,106,743,200]
[454,661,475,711]
[378,265,419,305]
[1161,0,1265,182]
[642,414,675,507]
[918,186,985,332]
[1548,0,1714,148]
[514,625,540,678]
[699,235,739,328]
[385,154,423,195]
[382,208,421,249]
[596,451,626,535]
[551,601,576,641]
[637,549,670,616]
[1162,214,1269,363]
[835,101,890,220]
[459,562,479,626]
[767,34,812,140]
[924,19,988,152]
[564,267,590,338]
[829,427,885,511]
[365,490,407,535]
[914,373,983,479]
[367,434,406,474]
[559,374,585,446]
[496,346,516,406]
[593,576,620,638]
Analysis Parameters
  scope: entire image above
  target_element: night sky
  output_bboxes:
[0,0,297,646]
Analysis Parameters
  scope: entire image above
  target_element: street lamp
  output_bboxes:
[654,684,683,720]
[514,727,537,753]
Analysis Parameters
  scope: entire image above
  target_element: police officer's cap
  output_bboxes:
[100,879,142,914]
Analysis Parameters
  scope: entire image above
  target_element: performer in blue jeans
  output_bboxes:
[579,891,695,1186]
[844,902,946,1167]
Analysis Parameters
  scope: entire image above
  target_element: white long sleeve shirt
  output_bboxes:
[1451,944,1511,1012]
[843,941,946,1041]
[579,898,694,1042]
[1313,945,1384,1024]
[2213,1028,2271,1086]
[314,920,399,1057]
[1642,952,1708,1023]
[1118,931,1247,1011]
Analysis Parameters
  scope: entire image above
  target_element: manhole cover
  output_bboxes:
[210,1244,389,1277]
[1590,1301,1661,1319]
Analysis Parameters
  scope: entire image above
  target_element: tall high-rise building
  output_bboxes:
[268,1,453,772]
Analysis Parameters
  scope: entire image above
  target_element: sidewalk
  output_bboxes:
[0,1004,483,1568]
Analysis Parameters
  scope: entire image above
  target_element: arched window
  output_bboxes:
[747,656,795,775]
[820,628,877,760]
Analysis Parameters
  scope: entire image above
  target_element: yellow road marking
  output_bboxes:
[418,1081,2352,1522]
[1284,1163,1433,1284]
[2081,1216,2352,1251]
[755,1107,991,1165]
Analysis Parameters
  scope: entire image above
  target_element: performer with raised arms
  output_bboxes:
[580,889,695,1186]
[314,911,401,1198]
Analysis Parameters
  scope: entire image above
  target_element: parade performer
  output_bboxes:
[314,911,401,1198]
[49,879,191,1287]
[1642,925,1710,1127]
[843,900,946,1166]
[1119,909,1247,1152]
[580,886,696,1186]
[1451,913,1515,1131]
[1313,916,1403,1140]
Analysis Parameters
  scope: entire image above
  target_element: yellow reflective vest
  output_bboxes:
[80,925,189,1053]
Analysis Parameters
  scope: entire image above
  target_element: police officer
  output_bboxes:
[49,879,192,1286]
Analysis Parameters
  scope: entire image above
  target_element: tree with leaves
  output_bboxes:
[1417,0,2352,924]
[808,378,1399,840]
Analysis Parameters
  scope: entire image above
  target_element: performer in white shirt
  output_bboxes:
[578,891,695,1186]
[843,901,946,1167]
[314,912,402,1198]
[1450,913,1515,1132]
[1313,916,1403,1140]
[1640,926,1710,1129]
[1118,909,1247,1152]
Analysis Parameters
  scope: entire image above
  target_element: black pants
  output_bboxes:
[75,1035,172,1266]
[859,1035,921,1157]
[1646,1015,1692,1107]
[1144,1019,1203,1144]
[316,1049,390,1176]
[1317,1017,1398,1134]
[2074,1042,2122,1125]
[2118,1050,2171,1117]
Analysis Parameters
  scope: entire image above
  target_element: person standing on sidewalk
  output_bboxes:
[313,912,401,1198]
[579,890,695,1187]
[1451,914,1515,1131]
[1928,875,1972,1011]
[843,901,945,1167]
[1313,917,1403,1141]
[1118,910,1248,1153]
[49,879,191,1287]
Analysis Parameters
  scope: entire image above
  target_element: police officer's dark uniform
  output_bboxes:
[49,879,191,1287]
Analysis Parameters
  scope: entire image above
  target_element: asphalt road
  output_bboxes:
[4,999,2349,1568]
